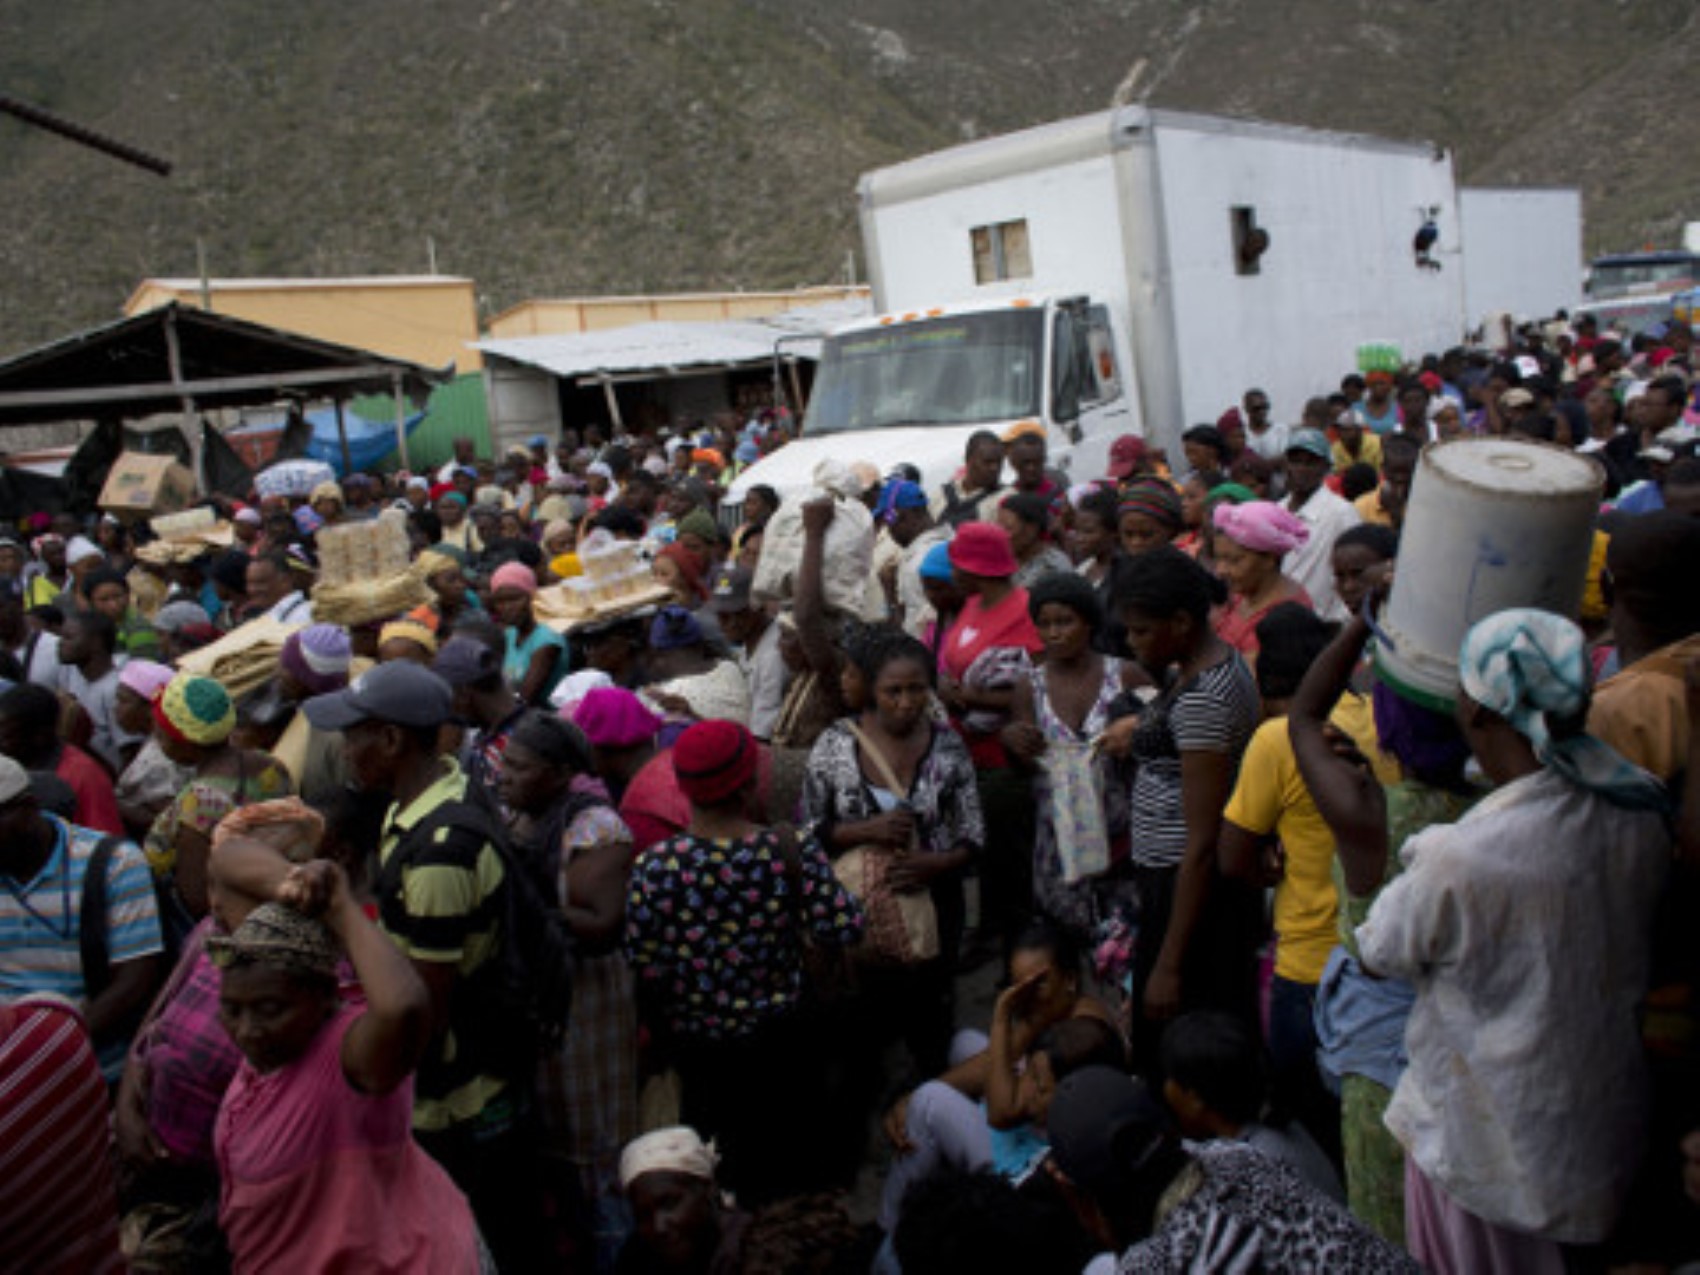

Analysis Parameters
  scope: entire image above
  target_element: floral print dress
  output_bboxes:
[625,826,862,1042]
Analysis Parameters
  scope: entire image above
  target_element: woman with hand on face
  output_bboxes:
[877,922,1123,1238]
[1210,501,1313,659]
[211,861,484,1273]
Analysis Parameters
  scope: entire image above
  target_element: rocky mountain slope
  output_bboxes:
[2,0,1695,354]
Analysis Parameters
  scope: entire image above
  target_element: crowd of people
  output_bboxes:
[1,316,1699,1273]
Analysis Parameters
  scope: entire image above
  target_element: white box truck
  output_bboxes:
[1458,187,1583,328]
[726,105,1465,513]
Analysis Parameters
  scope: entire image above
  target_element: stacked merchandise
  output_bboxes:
[310,512,431,625]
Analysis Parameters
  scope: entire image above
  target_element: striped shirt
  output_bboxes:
[0,998,125,1274]
[1127,655,1261,869]
[0,817,163,1079]
[0,816,163,1001]
[376,759,508,1133]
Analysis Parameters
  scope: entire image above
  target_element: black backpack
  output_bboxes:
[81,834,194,1024]
[375,798,576,1074]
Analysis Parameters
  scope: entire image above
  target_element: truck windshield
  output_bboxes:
[805,309,1044,435]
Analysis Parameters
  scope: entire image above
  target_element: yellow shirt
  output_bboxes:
[1223,695,1397,984]
[1353,488,1395,528]
[1588,632,1700,783]
[1331,433,1383,474]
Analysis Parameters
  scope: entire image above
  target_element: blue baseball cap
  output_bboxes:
[876,480,929,524]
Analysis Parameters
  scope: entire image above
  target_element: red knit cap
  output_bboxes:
[948,522,1018,578]
[672,720,758,805]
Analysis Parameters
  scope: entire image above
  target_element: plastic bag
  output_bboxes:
[751,459,876,618]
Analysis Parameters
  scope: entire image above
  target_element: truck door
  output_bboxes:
[1051,304,1132,478]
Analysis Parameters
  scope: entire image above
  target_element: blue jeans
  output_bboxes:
[1267,974,1341,1168]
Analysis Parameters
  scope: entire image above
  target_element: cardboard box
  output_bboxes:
[99,452,197,516]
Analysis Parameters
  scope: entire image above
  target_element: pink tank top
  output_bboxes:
[215,1004,479,1274]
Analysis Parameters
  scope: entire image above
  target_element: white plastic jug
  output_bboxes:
[1373,438,1603,708]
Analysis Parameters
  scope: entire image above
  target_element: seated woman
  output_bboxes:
[880,921,1121,1231]
[210,865,484,1273]
[1209,501,1313,658]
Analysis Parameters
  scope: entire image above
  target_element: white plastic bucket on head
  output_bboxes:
[1373,438,1603,709]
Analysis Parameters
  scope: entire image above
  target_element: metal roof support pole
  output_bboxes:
[390,370,412,471]
[600,376,624,432]
[334,397,353,475]
[162,307,204,490]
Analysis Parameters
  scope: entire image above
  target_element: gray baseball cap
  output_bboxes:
[303,661,453,731]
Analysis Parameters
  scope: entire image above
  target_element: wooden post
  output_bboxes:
[787,358,806,417]
[334,398,353,475]
[391,371,412,471]
[600,377,624,432]
[162,306,203,492]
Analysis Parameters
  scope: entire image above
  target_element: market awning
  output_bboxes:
[0,301,450,427]
[474,297,869,384]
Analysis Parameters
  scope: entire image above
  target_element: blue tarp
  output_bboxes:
[302,406,427,476]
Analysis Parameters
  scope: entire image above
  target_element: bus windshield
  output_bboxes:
[1588,255,1699,299]
[805,309,1044,435]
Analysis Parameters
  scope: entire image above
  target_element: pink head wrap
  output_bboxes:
[490,562,538,595]
[1212,501,1310,557]
[572,687,664,749]
[118,659,176,701]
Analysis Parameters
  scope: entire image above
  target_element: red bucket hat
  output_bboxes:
[672,720,759,805]
[948,522,1018,578]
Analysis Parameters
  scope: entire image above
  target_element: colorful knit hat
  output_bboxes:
[154,672,236,746]
[279,624,353,696]
[1117,477,1183,530]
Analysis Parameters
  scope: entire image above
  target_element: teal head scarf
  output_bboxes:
[1458,608,1670,813]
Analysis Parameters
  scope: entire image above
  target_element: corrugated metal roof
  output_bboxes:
[475,298,870,380]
